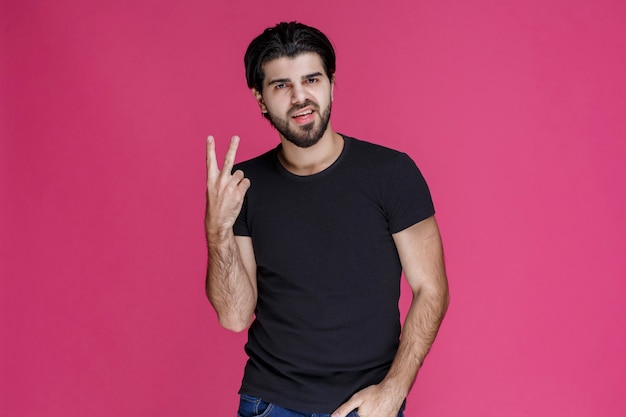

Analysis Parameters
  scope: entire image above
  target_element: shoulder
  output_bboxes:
[233,147,278,176]
[342,135,417,173]
[344,135,404,157]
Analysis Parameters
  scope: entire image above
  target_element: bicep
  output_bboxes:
[392,216,448,295]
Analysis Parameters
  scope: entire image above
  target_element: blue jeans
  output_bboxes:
[237,394,404,417]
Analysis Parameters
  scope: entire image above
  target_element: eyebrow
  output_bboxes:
[302,72,324,80]
[267,72,325,86]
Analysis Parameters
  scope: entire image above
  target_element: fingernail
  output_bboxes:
[207,135,214,143]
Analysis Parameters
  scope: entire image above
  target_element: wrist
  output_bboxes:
[380,373,411,402]
[205,225,235,244]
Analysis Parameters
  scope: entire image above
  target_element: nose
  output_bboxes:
[290,83,308,104]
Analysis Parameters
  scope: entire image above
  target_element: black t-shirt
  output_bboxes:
[233,135,435,413]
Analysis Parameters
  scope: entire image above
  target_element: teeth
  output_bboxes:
[294,110,313,117]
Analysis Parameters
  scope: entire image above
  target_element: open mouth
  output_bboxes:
[292,109,315,124]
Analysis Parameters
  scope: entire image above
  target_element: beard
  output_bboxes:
[267,99,332,148]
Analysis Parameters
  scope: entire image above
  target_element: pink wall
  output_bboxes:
[2,1,625,416]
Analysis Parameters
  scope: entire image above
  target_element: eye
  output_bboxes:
[306,78,318,84]
[275,83,287,89]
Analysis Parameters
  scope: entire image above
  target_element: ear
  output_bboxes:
[330,75,335,102]
[251,88,268,113]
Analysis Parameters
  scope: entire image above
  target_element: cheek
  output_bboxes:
[317,93,332,109]
[266,97,292,115]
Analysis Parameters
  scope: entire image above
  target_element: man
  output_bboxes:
[205,22,449,417]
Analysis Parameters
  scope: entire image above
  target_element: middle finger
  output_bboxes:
[221,135,240,176]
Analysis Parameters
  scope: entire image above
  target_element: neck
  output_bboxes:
[278,126,344,176]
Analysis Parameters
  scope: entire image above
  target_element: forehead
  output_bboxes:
[262,52,327,84]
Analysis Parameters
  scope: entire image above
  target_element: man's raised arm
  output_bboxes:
[205,135,257,332]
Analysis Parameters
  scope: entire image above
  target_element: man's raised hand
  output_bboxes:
[205,135,250,237]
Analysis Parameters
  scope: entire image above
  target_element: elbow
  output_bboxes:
[422,283,450,319]
[218,315,252,333]
[206,293,253,332]
[440,286,450,317]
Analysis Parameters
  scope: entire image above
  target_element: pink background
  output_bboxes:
[2,1,625,416]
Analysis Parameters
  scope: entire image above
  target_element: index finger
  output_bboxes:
[332,398,361,417]
[221,135,241,175]
[206,135,219,178]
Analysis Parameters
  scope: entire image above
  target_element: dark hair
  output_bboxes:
[244,22,336,93]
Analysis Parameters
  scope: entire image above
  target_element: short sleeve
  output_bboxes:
[233,196,251,236]
[385,153,435,234]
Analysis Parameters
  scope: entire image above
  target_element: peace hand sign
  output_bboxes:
[205,135,250,237]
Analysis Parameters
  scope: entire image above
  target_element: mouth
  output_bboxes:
[291,108,315,125]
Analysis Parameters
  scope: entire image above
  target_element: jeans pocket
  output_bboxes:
[237,394,275,417]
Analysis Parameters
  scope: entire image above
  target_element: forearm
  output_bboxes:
[206,230,256,332]
[382,285,449,399]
